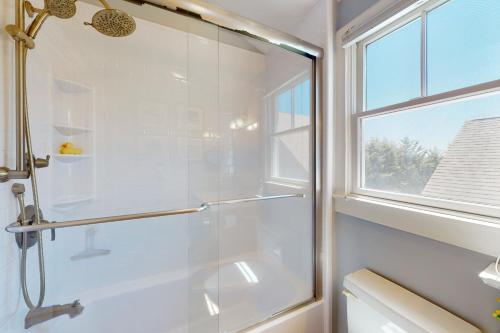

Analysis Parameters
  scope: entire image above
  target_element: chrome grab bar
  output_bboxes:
[5,194,305,234]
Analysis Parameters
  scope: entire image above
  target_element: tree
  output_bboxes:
[364,137,442,194]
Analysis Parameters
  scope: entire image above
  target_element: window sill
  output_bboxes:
[265,179,307,190]
[334,194,500,257]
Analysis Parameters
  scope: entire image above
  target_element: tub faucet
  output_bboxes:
[25,300,84,329]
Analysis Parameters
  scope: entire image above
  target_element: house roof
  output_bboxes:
[422,117,500,207]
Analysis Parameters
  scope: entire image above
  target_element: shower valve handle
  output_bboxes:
[34,155,50,169]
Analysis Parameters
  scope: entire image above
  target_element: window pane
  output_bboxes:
[361,93,500,207]
[365,18,421,110]
[276,90,292,131]
[427,0,500,95]
[293,80,311,127]
[273,130,309,180]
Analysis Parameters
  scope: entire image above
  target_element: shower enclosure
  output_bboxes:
[1,0,322,331]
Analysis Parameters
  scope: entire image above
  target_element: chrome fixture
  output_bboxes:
[6,194,305,234]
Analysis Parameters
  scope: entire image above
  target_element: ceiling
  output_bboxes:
[203,0,320,34]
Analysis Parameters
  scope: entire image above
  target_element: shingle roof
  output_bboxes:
[422,117,500,207]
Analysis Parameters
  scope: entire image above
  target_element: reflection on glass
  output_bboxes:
[365,18,421,110]
[235,261,259,284]
[427,0,500,95]
[293,80,311,127]
[276,90,292,131]
[204,293,220,317]
[273,130,310,180]
[362,92,500,207]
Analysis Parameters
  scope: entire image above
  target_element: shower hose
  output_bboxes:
[18,50,46,310]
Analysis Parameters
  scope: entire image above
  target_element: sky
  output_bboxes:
[363,0,500,151]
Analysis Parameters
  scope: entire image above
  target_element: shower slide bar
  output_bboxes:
[5,193,305,234]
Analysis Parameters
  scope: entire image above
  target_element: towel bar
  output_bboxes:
[5,193,305,233]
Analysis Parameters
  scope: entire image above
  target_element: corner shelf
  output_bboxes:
[54,124,94,136]
[50,77,96,212]
[53,154,93,163]
[52,195,94,209]
[53,78,92,93]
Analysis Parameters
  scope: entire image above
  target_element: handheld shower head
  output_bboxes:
[24,0,76,38]
[84,8,136,37]
[25,0,76,19]
[45,0,77,19]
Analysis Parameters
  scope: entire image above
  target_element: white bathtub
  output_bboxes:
[25,258,319,333]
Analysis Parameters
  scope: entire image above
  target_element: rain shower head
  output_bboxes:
[84,8,136,37]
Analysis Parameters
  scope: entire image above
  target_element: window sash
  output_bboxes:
[356,0,490,112]
[351,87,500,219]
[346,0,500,220]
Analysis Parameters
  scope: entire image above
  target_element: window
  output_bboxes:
[365,18,421,110]
[268,78,311,183]
[347,0,500,218]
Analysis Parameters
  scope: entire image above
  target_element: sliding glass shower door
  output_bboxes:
[215,30,314,332]
[8,1,316,332]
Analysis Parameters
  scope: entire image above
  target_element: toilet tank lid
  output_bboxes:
[343,269,481,333]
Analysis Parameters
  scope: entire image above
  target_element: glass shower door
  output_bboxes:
[216,29,315,332]
[8,2,316,332]
[18,3,222,333]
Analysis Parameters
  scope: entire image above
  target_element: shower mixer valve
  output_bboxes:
[12,183,55,248]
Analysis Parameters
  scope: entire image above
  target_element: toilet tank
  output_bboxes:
[343,269,481,333]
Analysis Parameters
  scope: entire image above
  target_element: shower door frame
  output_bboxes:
[136,0,326,329]
[9,0,325,329]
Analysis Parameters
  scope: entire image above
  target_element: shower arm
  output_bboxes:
[98,0,112,9]
[5,194,306,234]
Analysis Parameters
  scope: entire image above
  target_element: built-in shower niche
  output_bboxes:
[51,78,96,209]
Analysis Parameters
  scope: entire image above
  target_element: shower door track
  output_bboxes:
[5,193,305,233]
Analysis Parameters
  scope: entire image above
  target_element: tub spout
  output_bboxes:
[25,300,84,329]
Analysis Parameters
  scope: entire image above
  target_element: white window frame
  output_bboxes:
[266,72,311,187]
[335,0,500,257]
